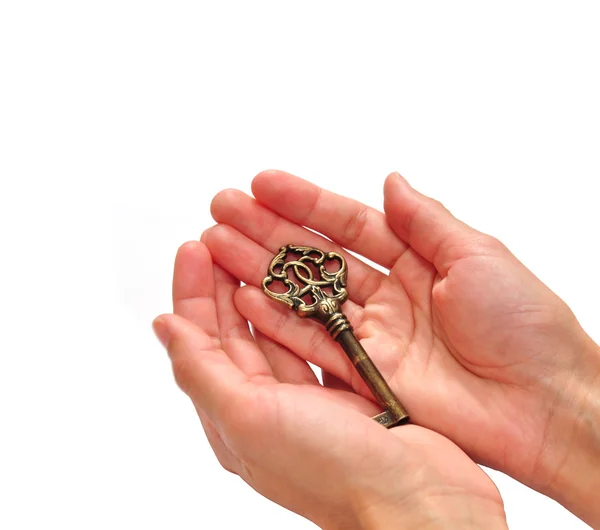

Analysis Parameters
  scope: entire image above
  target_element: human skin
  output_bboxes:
[153,242,508,529]
[200,170,600,527]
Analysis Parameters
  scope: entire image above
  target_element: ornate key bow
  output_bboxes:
[263,244,409,428]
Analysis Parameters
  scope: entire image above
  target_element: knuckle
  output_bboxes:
[215,454,238,475]
[222,462,238,475]
[429,197,445,210]
[171,357,195,395]
[403,201,426,239]
[270,310,289,344]
[456,234,509,260]
[424,194,454,217]
[482,235,508,254]
[356,271,383,304]
[306,328,328,364]
[342,206,369,246]
[301,187,323,224]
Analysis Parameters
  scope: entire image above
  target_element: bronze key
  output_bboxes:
[262,244,409,428]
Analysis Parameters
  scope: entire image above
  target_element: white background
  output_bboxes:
[1,1,599,528]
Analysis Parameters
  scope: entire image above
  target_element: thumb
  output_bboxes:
[383,172,501,275]
[153,314,246,423]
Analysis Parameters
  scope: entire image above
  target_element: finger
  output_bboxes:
[233,285,365,395]
[252,328,320,385]
[213,264,275,381]
[172,241,219,345]
[250,170,409,270]
[210,189,385,306]
[169,247,239,470]
[202,224,267,287]
[153,313,248,425]
[202,224,364,315]
[384,172,501,276]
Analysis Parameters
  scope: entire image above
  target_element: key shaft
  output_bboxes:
[336,329,408,427]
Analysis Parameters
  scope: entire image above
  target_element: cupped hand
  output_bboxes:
[153,241,507,530]
[204,170,600,524]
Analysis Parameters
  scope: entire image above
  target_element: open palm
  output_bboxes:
[204,170,598,495]
[160,240,505,528]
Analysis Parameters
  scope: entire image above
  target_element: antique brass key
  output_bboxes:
[262,244,409,428]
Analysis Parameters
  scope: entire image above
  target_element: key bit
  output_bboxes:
[262,244,409,428]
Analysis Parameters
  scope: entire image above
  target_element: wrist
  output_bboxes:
[535,336,600,527]
[349,487,507,530]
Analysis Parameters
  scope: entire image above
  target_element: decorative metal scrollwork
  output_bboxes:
[262,244,349,325]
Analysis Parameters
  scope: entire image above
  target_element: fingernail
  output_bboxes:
[153,317,171,349]
[393,171,410,187]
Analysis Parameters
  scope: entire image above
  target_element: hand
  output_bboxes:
[204,170,600,526]
[153,241,507,530]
